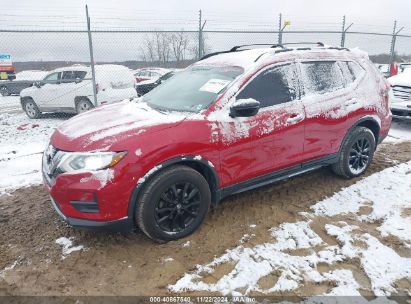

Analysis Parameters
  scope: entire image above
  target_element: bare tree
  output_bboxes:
[140,31,201,67]
[169,31,190,66]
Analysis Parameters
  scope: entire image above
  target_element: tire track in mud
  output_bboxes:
[1,141,411,296]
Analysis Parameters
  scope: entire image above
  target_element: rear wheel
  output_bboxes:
[23,98,41,119]
[136,165,211,242]
[75,98,94,114]
[0,86,10,96]
[332,127,375,178]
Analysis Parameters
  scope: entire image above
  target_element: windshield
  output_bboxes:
[143,65,244,112]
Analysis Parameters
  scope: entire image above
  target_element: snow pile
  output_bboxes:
[0,112,65,194]
[169,161,411,296]
[55,237,85,260]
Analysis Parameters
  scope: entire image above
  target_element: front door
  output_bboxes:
[235,63,306,176]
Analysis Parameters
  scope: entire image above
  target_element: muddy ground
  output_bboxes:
[1,141,411,297]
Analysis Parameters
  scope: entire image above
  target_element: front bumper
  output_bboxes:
[390,100,411,118]
[50,196,134,232]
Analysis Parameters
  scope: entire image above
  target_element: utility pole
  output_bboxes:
[389,20,404,65]
[86,5,97,107]
[340,15,353,47]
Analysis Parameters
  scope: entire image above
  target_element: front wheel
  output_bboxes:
[0,86,10,96]
[23,98,41,119]
[136,165,211,242]
[332,127,376,179]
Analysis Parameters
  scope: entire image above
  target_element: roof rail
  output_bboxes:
[199,43,284,61]
[229,44,284,52]
[199,42,350,61]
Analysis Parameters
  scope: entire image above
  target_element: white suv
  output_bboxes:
[20,64,137,118]
[387,68,411,119]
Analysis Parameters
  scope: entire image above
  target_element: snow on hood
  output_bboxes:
[387,69,411,87]
[54,100,186,150]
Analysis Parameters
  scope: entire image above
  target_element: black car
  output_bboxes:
[0,80,35,96]
[135,71,175,96]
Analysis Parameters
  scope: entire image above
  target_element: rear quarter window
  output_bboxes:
[301,61,345,95]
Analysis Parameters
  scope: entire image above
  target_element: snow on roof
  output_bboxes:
[195,48,275,69]
[196,46,367,70]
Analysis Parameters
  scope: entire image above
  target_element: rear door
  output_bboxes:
[55,70,88,109]
[299,60,353,162]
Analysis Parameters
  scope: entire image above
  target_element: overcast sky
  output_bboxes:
[1,0,411,62]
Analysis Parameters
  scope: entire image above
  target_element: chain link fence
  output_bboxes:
[1,13,411,119]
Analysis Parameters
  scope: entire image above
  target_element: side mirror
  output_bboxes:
[75,78,81,84]
[229,98,260,118]
[34,81,42,88]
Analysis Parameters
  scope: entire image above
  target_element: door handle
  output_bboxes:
[345,99,359,107]
[286,113,304,124]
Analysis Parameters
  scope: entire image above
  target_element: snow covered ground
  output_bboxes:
[170,161,411,296]
[0,96,67,194]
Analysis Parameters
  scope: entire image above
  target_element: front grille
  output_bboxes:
[42,144,64,185]
[392,85,411,101]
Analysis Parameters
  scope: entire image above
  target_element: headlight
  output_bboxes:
[56,151,127,173]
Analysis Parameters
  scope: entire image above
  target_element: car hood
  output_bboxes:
[388,70,411,87]
[51,100,187,151]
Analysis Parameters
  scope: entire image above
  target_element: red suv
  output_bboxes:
[43,44,392,241]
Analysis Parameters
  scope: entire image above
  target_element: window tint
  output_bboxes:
[61,71,75,83]
[43,72,60,83]
[301,61,344,95]
[237,64,298,108]
[74,71,87,79]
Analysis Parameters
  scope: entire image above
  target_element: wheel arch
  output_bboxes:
[127,156,221,222]
[341,116,381,152]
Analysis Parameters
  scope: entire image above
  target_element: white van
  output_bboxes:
[20,64,137,118]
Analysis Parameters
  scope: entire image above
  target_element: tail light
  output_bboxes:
[95,83,100,94]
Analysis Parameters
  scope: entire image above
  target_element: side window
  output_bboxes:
[74,71,87,80]
[338,62,356,84]
[237,64,298,108]
[347,61,364,80]
[301,61,344,95]
[61,71,75,83]
[43,72,61,84]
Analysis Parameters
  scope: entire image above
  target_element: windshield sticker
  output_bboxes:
[199,79,230,94]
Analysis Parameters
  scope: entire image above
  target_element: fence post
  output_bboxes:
[341,16,353,47]
[198,10,202,59]
[389,21,404,65]
[341,15,346,47]
[86,5,97,107]
[278,13,282,44]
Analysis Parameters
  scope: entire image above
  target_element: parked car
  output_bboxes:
[136,71,176,96]
[0,70,48,96]
[0,80,34,96]
[20,64,137,118]
[134,67,170,83]
[387,68,411,119]
[43,44,391,242]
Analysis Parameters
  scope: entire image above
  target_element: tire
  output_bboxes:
[332,127,376,179]
[75,98,94,114]
[136,165,211,242]
[0,86,10,96]
[23,98,41,119]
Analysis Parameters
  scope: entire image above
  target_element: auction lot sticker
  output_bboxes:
[199,79,230,93]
